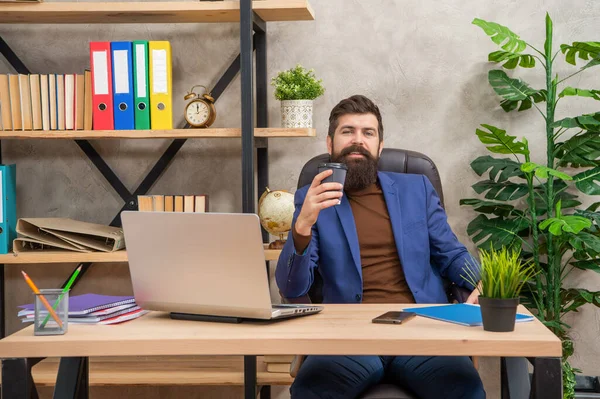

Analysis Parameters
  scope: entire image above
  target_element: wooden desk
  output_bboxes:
[0,304,562,399]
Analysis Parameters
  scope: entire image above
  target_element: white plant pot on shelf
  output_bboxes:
[281,100,313,128]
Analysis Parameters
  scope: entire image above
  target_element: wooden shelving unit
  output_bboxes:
[0,245,282,264]
[0,128,316,140]
[0,0,315,24]
[0,1,315,361]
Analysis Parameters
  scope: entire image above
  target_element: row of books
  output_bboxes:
[0,73,91,131]
[90,41,172,131]
[18,294,148,325]
[138,194,209,213]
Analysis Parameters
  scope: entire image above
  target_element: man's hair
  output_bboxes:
[328,95,384,143]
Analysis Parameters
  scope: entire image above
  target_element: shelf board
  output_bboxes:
[0,245,281,264]
[0,0,315,24]
[0,128,316,140]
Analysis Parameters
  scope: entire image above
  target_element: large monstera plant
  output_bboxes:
[461,14,600,398]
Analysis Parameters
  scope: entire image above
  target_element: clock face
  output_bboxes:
[186,101,210,126]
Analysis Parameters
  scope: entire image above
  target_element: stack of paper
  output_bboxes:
[18,293,148,325]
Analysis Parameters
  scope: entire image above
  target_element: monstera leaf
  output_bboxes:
[536,194,581,216]
[488,70,546,112]
[475,124,529,155]
[558,87,600,101]
[561,288,600,313]
[472,180,529,201]
[488,50,536,69]
[555,132,600,167]
[560,42,600,69]
[540,217,591,236]
[539,201,591,236]
[472,18,527,53]
[521,162,572,181]
[460,198,524,217]
[573,166,600,195]
[569,260,600,274]
[533,180,581,215]
[500,90,546,112]
[553,112,600,132]
[575,207,600,227]
[470,156,525,182]
[568,231,600,258]
[466,214,530,250]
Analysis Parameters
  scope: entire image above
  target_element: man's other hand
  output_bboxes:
[466,282,482,304]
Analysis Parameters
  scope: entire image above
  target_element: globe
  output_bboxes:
[258,187,295,249]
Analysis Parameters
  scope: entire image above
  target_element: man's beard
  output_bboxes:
[331,145,379,192]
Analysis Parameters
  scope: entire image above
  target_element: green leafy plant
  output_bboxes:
[462,14,600,398]
[463,247,537,299]
[271,64,325,101]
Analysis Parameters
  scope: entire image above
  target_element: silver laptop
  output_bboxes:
[120,211,322,322]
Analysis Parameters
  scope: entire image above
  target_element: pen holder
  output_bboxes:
[34,289,68,336]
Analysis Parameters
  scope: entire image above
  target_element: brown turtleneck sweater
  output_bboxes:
[293,182,415,303]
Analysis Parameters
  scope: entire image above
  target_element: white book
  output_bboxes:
[40,75,50,130]
[64,74,75,130]
[56,74,65,130]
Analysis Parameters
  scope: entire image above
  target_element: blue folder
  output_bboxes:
[110,41,135,130]
[0,164,16,254]
[403,303,534,327]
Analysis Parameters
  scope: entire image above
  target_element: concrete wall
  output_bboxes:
[2,1,599,397]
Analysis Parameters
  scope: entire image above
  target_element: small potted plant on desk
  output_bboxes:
[463,247,537,332]
[271,64,325,128]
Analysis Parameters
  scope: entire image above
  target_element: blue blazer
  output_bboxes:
[275,171,479,304]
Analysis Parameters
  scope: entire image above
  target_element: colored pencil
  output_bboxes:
[21,271,63,329]
[40,265,81,328]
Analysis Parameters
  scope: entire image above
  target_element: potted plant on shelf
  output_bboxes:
[463,247,536,332]
[461,13,600,396]
[271,64,325,128]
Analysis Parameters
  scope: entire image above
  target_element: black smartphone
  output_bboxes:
[372,311,416,324]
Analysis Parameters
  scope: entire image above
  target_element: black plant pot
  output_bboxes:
[479,296,519,332]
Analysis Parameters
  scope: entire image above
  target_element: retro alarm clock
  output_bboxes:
[183,85,216,128]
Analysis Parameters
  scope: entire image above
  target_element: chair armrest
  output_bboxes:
[290,355,306,378]
[448,283,472,304]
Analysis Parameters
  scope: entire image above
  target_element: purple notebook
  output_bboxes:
[18,294,135,315]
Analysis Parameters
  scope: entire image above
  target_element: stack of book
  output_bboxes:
[18,293,148,325]
[138,194,208,213]
[264,355,295,373]
[0,73,92,131]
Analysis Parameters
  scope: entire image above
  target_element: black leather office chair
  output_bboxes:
[284,148,471,399]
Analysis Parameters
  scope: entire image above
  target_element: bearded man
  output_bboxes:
[275,95,485,399]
